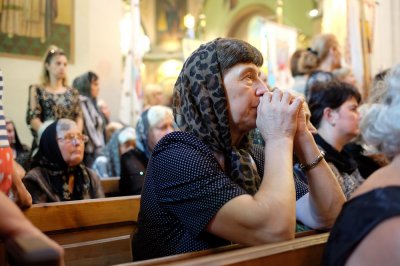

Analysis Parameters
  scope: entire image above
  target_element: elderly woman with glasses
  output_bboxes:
[23,119,104,203]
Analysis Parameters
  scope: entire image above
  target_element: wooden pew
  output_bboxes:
[165,233,329,266]
[0,194,324,266]
[123,230,328,266]
[22,196,140,266]
[101,176,121,197]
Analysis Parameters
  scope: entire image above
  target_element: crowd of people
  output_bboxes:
[1,32,400,265]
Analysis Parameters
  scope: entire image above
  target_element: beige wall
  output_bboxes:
[371,0,400,76]
[0,0,122,146]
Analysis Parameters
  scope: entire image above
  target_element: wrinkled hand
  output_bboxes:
[11,160,32,209]
[294,102,318,156]
[296,102,308,136]
[256,88,303,142]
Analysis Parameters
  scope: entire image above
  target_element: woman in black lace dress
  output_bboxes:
[26,45,82,156]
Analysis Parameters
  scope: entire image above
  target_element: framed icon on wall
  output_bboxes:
[0,0,74,62]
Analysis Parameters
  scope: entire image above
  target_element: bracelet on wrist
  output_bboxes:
[299,150,325,171]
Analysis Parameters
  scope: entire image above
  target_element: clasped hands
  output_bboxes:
[256,87,311,145]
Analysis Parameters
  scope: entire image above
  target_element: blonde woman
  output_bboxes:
[298,33,342,98]
[26,45,83,155]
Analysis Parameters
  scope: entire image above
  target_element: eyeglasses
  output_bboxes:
[57,133,89,144]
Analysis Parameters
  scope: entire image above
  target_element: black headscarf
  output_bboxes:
[314,134,358,174]
[32,120,66,169]
[32,120,91,201]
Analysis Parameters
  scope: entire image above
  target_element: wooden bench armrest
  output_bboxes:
[5,235,61,266]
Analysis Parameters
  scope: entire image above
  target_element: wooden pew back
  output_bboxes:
[161,233,328,266]
[101,177,121,197]
[23,195,140,266]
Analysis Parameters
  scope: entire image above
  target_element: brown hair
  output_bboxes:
[216,38,263,75]
[290,49,305,77]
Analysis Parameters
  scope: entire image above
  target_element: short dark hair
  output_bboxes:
[308,80,362,128]
[216,38,263,75]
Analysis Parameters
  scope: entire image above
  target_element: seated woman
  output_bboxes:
[6,120,31,171]
[305,80,364,199]
[143,84,165,110]
[322,64,400,266]
[92,127,136,178]
[23,119,104,203]
[1,70,32,208]
[120,105,175,195]
[132,38,345,261]
[343,70,391,178]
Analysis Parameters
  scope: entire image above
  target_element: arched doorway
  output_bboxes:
[225,4,275,41]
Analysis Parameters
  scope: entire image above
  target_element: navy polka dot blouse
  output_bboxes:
[132,131,309,260]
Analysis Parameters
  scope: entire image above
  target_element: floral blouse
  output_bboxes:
[26,85,82,141]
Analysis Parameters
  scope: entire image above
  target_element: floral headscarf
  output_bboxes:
[173,38,261,194]
[135,109,152,159]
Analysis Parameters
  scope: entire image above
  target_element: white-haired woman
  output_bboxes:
[23,119,104,203]
[322,64,400,265]
[120,105,175,195]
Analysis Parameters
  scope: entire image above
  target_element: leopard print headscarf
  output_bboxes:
[173,38,261,195]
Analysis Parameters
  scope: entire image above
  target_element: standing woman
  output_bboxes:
[73,71,105,167]
[26,45,83,156]
[298,33,342,98]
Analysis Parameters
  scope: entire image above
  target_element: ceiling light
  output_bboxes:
[308,8,319,18]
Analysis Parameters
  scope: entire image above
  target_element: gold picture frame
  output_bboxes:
[0,0,74,62]
[155,0,187,52]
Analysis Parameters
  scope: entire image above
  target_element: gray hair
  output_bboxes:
[361,64,400,158]
[56,118,78,137]
[147,105,173,128]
